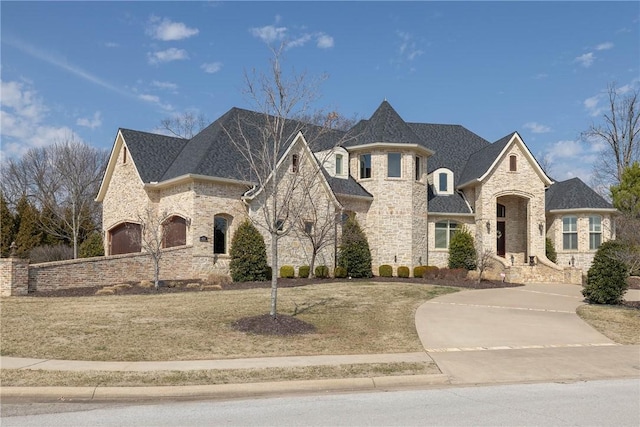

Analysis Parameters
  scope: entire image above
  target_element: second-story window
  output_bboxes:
[292,154,299,173]
[415,156,422,181]
[510,155,517,172]
[439,172,448,192]
[388,153,401,178]
[360,154,371,179]
[336,154,343,175]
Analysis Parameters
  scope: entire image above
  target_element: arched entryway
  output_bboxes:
[495,194,529,262]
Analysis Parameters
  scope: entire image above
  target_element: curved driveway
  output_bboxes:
[416,283,640,384]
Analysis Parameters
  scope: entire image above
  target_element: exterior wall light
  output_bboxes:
[538,222,544,235]
[486,221,491,234]
[570,255,575,267]
[510,254,514,266]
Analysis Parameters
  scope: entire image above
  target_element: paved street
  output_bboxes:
[2,379,639,426]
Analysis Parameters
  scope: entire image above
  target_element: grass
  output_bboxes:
[577,304,640,345]
[0,362,439,387]
[0,282,457,361]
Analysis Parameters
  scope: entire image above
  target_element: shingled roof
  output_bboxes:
[545,177,613,210]
[322,171,373,199]
[427,186,473,214]
[119,129,188,183]
[343,101,423,147]
[458,132,514,186]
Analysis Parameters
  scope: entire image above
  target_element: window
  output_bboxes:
[509,155,517,172]
[388,153,401,178]
[589,215,602,250]
[163,216,187,248]
[335,154,343,175]
[435,220,458,249]
[214,216,228,254]
[415,156,422,181]
[341,211,354,224]
[292,154,299,173]
[562,216,577,250]
[439,172,448,192]
[109,222,141,255]
[123,146,127,164]
[276,219,284,231]
[360,154,371,179]
[304,221,313,234]
[497,203,506,218]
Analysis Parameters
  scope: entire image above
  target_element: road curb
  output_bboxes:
[0,374,450,401]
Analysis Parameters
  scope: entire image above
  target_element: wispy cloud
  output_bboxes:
[76,111,102,129]
[397,31,424,61]
[148,48,189,64]
[595,42,614,51]
[317,34,334,49]
[523,122,552,134]
[543,138,606,183]
[137,94,172,111]
[583,94,603,117]
[105,42,119,48]
[151,80,178,91]
[575,52,595,68]
[249,18,334,50]
[146,16,199,41]
[1,79,81,157]
[201,62,223,74]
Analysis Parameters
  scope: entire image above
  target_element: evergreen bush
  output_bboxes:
[79,232,105,258]
[448,226,477,270]
[315,265,329,278]
[379,264,393,277]
[545,237,557,263]
[583,240,629,304]
[397,266,410,278]
[413,265,426,278]
[334,266,347,278]
[338,217,372,278]
[298,265,310,278]
[229,220,268,282]
[280,265,294,278]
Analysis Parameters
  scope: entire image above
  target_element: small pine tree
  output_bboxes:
[14,195,43,258]
[338,217,372,278]
[583,240,629,305]
[229,220,268,282]
[1,193,16,257]
[79,231,105,258]
[448,226,477,270]
[545,237,557,263]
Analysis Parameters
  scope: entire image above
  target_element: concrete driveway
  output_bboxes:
[416,283,640,385]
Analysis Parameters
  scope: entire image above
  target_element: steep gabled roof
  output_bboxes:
[323,171,373,199]
[119,129,188,183]
[458,132,513,186]
[427,186,473,214]
[546,177,614,211]
[343,101,423,146]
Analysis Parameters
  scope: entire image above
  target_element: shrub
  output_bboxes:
[440,268,468,280]
[413,265,426,278]
[448,226,477,270]
[298,265,310,278]
[79,232,105,258]
[545,237,557,263]
[379,264,393,277]
[334,266,347,278]
[423,266,440,279]
[338,217,372,278]
[583,240,629,304]
[397,266,410,278]
[280,265,295,278]
[229,220,268,282]
[315,265,329,278]
[205,273,231,287]
[29,245,73,263]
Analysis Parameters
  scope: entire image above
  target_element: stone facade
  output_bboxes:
[0,258,29,296]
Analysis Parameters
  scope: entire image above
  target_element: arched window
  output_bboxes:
[214,215,229,254]
[435,220,458,249]
[108,222,141,255]
[162,216,186,248]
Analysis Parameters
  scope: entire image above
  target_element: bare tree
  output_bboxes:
[584,83,639,187]
[476,249,496,284]
[225,44,346,318]
[160,111,208,138]
[1,139,108,258]
[134,207,170,290]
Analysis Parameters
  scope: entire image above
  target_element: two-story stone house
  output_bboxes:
[96,101,616,283]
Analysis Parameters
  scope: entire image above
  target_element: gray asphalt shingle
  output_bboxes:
[119,129,188,183]
[545,177,613,210]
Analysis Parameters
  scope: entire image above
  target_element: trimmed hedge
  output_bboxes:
[280,265,295,278]
[334,266,348,278]
[413,265,426,278]
[397,266,410,278]
[315,265,329,278]
[298,265,310,278]
[379,264,393,277]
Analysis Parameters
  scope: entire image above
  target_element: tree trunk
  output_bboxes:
[309,250,317,279]
[154,255,160,290]
[270,231,278,318]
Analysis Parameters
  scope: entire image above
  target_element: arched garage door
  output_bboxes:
[109,222,142,255]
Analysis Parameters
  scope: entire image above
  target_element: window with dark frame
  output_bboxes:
[304,221,313,234]
[360,154,371,179]
[214,216,228,254]
[415,156,421,181]
[292,154,299,173]
[276,219,284,231]
[123,146,127,164]
[509,155,517,172]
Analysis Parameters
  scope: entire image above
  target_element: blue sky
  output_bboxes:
[2,1,639,186]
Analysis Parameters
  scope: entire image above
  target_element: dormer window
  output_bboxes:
[336,154,343,175]
[432,168,454,195]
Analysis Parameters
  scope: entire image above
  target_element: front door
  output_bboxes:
[497,221,506,257]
